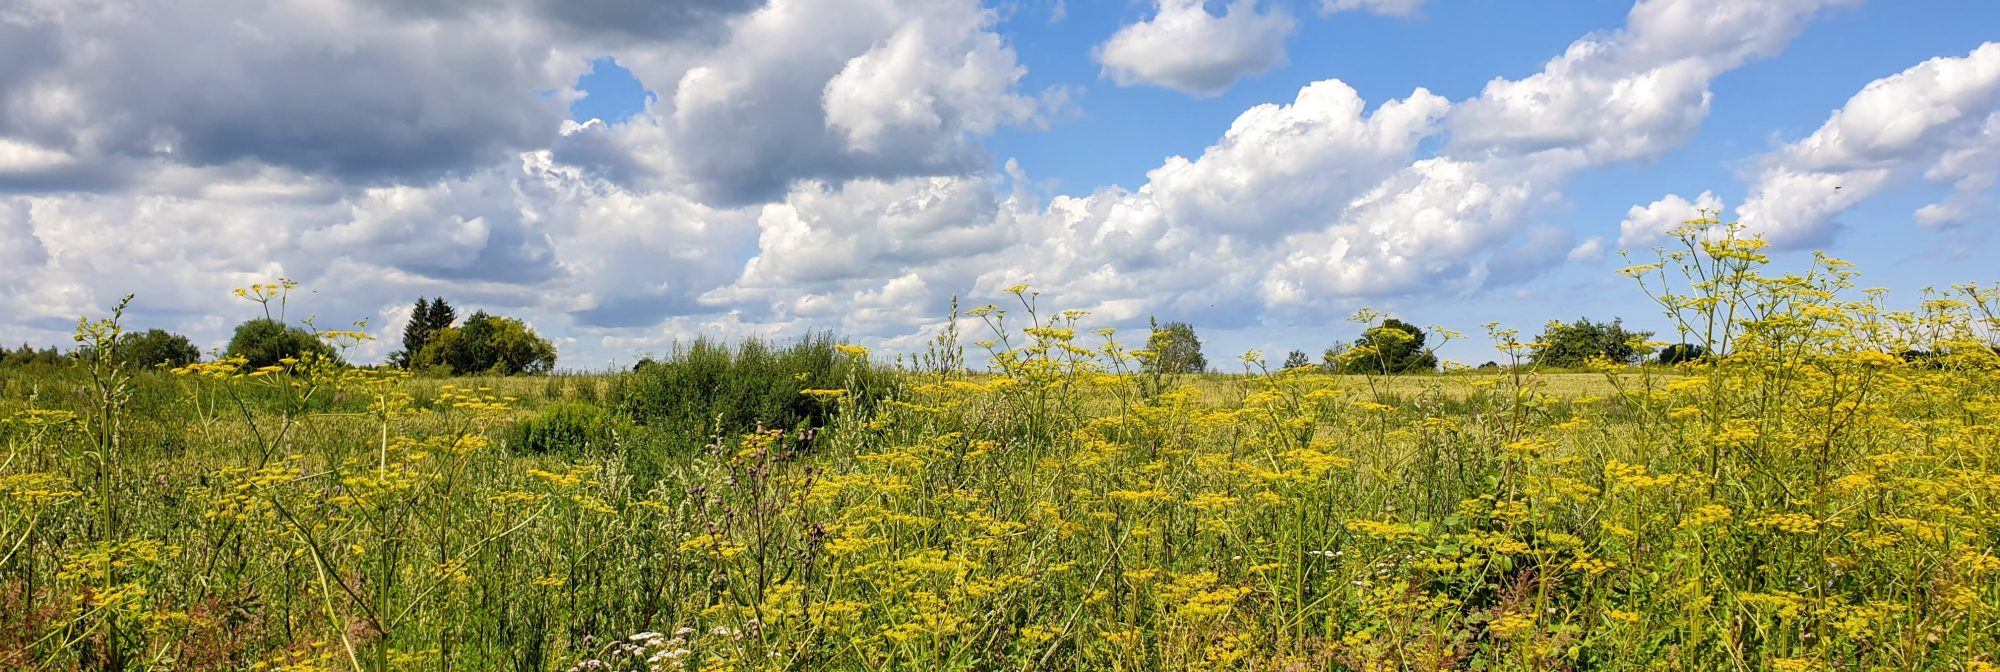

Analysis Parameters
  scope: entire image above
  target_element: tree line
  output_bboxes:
[1141,316,1712,375]
[1,296,555,375]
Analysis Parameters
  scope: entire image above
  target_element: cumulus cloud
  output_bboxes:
[1259,157,1540,303]
[0,0,597,185]
[660,0,1053,204]
[1244,0,1847,309]
[1147,80,1451,241]
[1738,42,2000,246]
[1095,0,1296,96]
[704,0,1857,337]
[1450,0,1859,164]
[1620,190,1724,247]
[1566,236,1607,262]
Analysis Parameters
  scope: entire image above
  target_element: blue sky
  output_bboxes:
[2,0,1997,368]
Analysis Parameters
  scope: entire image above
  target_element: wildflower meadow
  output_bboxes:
[4,218,1999,670]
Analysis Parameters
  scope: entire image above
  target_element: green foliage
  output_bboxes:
[393,297,458,368]
[224,318,339,369]
[1142,320,1207,374]
[113,329,201,369]
[0,342,66,368]
[1657,342,1707,365]
[1529,317,1656,368]
[504,402,624,458]
[409,311,557,376]
[614,333,894,441]
[1281,349,1311,370]
[1339,318,1438,374]
[1321,343,1347,371]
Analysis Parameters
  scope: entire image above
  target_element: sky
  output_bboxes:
[1,0,1997,369]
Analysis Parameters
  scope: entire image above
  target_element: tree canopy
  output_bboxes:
[1338,318,1438,374]
[1143,321,1207,374]
[394,297,457,368]
[1530,317,1656,368]
[0,343,65,368]
[410,310,557,375]
[115,329,201,369]
[225,319,340,369]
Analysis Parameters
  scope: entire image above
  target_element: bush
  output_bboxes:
[116,329,201,369]
[225,319,339,369]
[505,402,624,457]
[1657,342,1707,365]
[614,333,896,441]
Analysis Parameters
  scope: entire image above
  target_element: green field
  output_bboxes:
[5,232,2000,671]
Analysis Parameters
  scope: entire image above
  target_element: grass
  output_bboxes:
[4,221,2000,671]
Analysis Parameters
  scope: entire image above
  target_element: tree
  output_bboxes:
[393,298,431,368]
[1282,350,1312,370]
[1657,343,1706,365]
[115,329,201,369]
[1530,317,1656,368]
[1339,318,1438,374]
[0,343,65,368]
[479,314,558,375]
[427,298,457,332]
[1321,343,1348,372]
[410,311,557,375]
[225,319,339,369]
[394,297,459,368]
[1143,320,1207,374]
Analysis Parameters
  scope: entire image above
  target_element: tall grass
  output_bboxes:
[3,219,1999,670]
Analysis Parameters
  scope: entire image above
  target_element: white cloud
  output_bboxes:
[1567,236,1607,262]
[732,175,1011,292]
[1620,190,1723,248]
[0,0,601,184]
[1915,114,2000,227]
[1450,0,1858,164]
[823,8,1040,155]
[1146,80,1451,241]
[1259,157,1539,303]
[1095,0,1295,97]
[1321,0,1424,18]
[0,138,72,173]
[1738,42,2000,246]
[700,0,1854,338]
[661,0,1053,204]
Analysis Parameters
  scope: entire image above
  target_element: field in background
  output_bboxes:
[4,225,2000,671]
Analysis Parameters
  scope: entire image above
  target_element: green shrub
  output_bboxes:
[225,318,340,369]
[613,332,896,441]
[505,402,624,457]
[1657,342,1707,365]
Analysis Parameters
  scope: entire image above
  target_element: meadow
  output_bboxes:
[3,221,1999,671]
